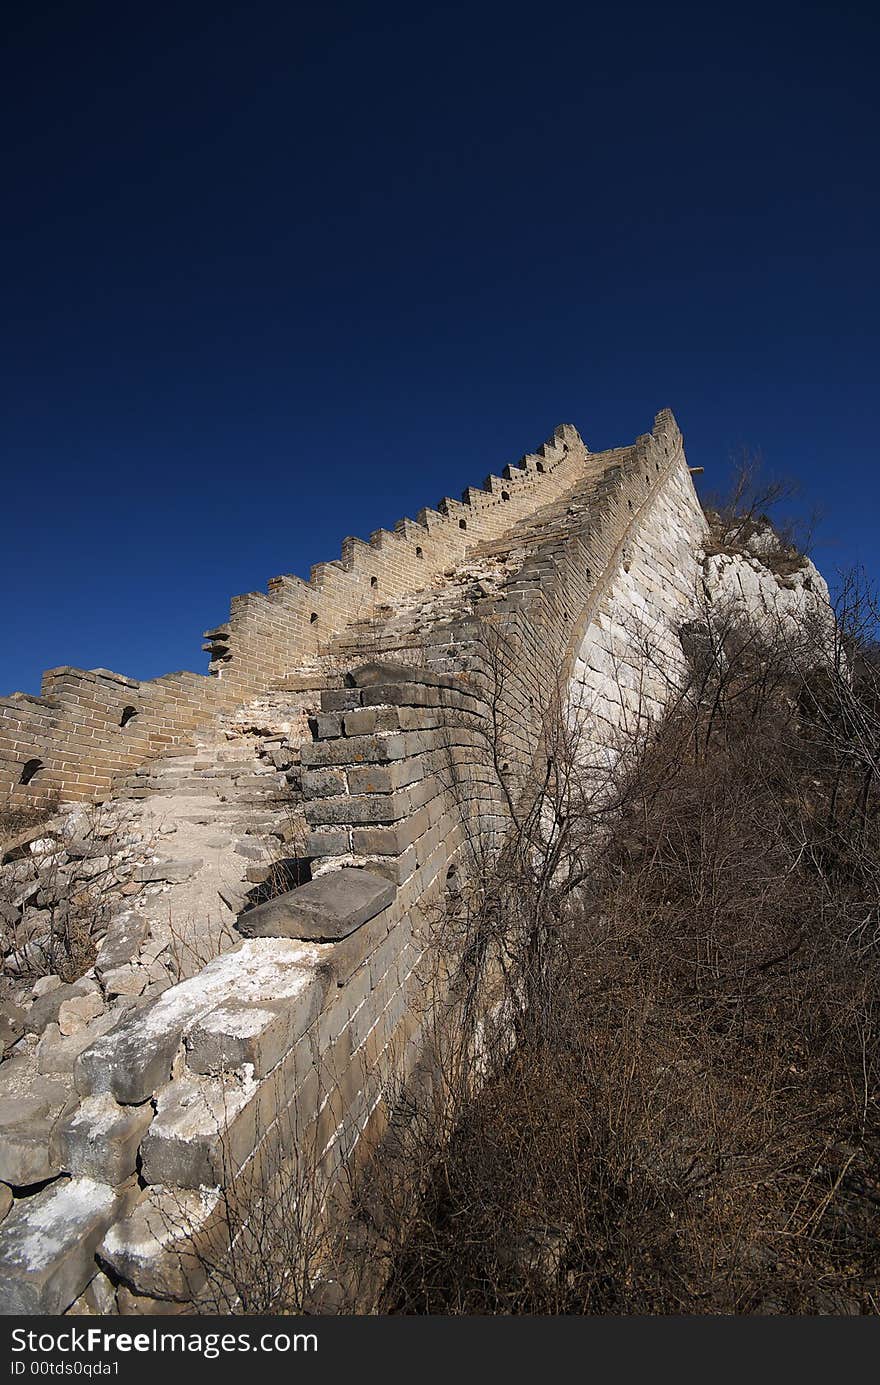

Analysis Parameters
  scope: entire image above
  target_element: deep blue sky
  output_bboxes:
[2,2,877,694]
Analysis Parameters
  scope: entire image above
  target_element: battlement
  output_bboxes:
[0,421,605,804]
[202,421,590,691]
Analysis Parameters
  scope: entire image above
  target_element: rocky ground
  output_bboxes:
[0,687,320,1225]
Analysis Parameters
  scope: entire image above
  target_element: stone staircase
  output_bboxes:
[101,705,318,981]
[327,449,631,665]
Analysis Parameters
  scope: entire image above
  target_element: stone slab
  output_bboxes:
[75,938,325,1104]
[98,1185,224,1303]
[0,1176,134,1315]
[236,867,395,942]
[94,912,150,979]
[134,858,204,884]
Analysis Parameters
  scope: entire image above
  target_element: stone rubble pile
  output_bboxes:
[702,520,834,649]
[0,686,327,1308]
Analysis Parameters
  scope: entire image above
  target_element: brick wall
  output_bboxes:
[85,412,709,1307]
[0,669,229,804]
[1,409,712,1313]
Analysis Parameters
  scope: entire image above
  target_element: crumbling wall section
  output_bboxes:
[304,410,707,876]
[0,409,720,1314]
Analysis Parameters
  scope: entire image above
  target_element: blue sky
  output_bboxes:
[2,1,877,693]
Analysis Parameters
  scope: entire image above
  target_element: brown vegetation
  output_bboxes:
[171,559,880,1317]
[350,577,880,1315]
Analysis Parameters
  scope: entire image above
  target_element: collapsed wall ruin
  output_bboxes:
[0,411,831,1313]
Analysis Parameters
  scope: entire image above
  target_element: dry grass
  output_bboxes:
[164,567,880,1317]
[362,582,880,1315]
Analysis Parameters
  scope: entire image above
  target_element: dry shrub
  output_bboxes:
[157,573,879,1317]
[371,580,880,1315]
[1,803,134,983]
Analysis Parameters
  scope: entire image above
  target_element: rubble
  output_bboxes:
[0,1176,138,1314]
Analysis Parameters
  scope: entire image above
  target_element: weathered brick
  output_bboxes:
[53,1093,153,1185]
[306,828,350,856]
[0,1176,139,1314]
[191,969,324,1076]
[346,759,423,794]
[300,733,407,767]
[320,689,363,712]
[343,706,402,736]
[301,766,348,798]
[352,807,429,855]
[304,789,411,826]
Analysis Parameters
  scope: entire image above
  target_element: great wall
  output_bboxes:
[0,410,831,1313]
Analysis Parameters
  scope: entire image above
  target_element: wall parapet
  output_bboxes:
[203,423,591,695]
[299,409,700,876]
[1,424,591,806]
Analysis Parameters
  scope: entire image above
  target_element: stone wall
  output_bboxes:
[0,669,230,806]
[0,409,735,1313]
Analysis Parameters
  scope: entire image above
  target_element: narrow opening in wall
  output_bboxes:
[370,575,378,588]
[310,612,318,623]
[656,461,660,471]
[459,519,467,530]
[501,490,510,501]
[119,705,138,728]
[627,499,633,511]
[19,758,43,786]
[415,546,424,558]
[536,462,545,473]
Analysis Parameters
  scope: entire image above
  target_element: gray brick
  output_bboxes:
[53,1093,153,1185]
[320,688,363,712]
[343,706,402,736]
[304,790,411,826]
[300,733,407,767]
[346,759,423,794]
[306,828,350,856]
[301,766,347,798]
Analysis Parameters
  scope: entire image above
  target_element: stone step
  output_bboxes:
[226,771,287,789]
[145,777,239,795]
